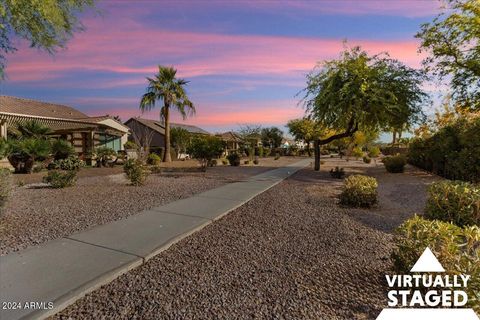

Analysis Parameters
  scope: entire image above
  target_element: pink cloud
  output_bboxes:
[6,25,424,85]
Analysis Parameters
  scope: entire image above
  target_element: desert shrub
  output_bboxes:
[253,159,259,165]
[408,116,480,183]
[95,147,117,167]
[147,153,161,166]
[187,136,224,171]
[123,140,137,150]
[424,181,480,227]
[339,174,378,207]
[367,146,381,158]
[221,158,228,165]
[227,153,241,166]
[244,160,250,165]
[351,147,364,159]
[51,139,75,160]
[329,167,345,179]
[49,156,84,171]
[124,159,148,186]
[43,170,77,188]
[208,159,217,167]
[363,156,371,164]
[391,215,480,312]
[0,169,11,216]
[383,154,407,173]
[274,153,280,160]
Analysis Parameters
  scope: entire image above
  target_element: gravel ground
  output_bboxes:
[51,156,439,320]
[0,157,303,255]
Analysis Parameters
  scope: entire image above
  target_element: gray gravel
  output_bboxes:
[52,168,396,320]
[0,172,242,255]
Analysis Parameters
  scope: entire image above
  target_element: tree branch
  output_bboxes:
[318,117,358,145]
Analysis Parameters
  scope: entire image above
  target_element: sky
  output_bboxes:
[0,0,443,135]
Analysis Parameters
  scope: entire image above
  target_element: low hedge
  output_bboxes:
[407,115,480,183]
[425,180,480,227]
[339,174,378,208]
[391,215,480,312]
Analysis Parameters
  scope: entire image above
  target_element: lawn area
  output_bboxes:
[51,156,439,319]
[0,156,305,254]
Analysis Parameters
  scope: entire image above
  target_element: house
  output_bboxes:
[124,117,210,150]
[0,96,130,159]
[216,131,242,155]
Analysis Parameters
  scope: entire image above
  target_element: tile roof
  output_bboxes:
[0,95,88,119]
[126,117,210,135]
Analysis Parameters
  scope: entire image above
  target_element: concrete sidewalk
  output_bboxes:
[0,159,311,320]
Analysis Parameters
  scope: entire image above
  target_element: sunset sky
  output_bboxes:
[1,0,442,134]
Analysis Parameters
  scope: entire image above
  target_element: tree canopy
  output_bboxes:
[416,0,480,110]
[261,127,283,148]
[301,46,427,170]
[0,0,95,78]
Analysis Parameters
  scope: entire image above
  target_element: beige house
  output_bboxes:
[0,96,129,159]
[216,131,242,155]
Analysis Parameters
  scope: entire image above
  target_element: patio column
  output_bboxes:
[0,121,7,139]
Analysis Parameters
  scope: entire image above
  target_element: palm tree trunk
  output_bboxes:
[392,131,397,145]
[163,105,172,162]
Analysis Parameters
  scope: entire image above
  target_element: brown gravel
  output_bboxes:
[0,156,303,255]
[51,157,439,320]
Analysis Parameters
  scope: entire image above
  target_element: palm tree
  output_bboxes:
[140,66,195,162]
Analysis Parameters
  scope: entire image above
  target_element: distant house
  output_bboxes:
[124,117,210,151]
[216,131,242,155]
[0,96,129,158]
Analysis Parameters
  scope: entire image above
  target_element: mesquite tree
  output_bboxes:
[301,47,426,170]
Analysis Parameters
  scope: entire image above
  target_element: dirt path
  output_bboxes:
[52,157,440,319]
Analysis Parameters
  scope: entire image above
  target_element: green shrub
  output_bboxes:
[244,160,250,165]
[367,146,381,158]
[227,153,241,166]
[208,159,217,167]
[383,154,407,173]
[330,166,345,179]
[51,139,75,160]
[253,159,259,165]
[0,169,11,216]
[187,136,224,171]
[274,153,280,160]
[8,138,51,173]
[43,170,77,188]
[391,215,480,312]
[425,181,480,227]
[147,153,161,166]
[123,159,147,186]
[124,141,137,150]
[351,147,364,159]
[339,174,378,207]
[363,156,371,164]
[32,162,45,173]
[49,156,84,171]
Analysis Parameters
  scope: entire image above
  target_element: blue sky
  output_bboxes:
[0,0,442,138]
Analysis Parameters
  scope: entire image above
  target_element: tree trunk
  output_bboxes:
[314,140,320,171]
[392,131,397,145]
[306,140,311,157]
[163,105,172,162]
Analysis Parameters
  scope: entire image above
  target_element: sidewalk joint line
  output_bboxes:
[64,237,145,261]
